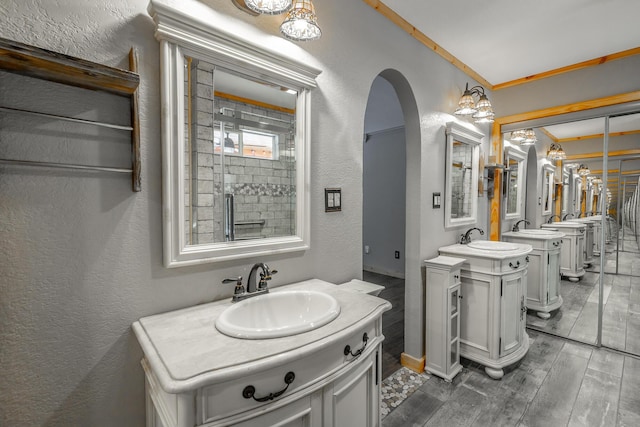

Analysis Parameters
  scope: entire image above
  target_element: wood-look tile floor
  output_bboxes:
[382,329,640,427]
[363,270,405,379]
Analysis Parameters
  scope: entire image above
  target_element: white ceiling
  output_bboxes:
[383,0,640,86]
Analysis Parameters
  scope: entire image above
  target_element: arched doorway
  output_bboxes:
[362,70,420,378]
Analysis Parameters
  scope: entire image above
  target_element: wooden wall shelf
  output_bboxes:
[0,37,142,192]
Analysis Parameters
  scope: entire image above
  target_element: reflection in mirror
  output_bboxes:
[542,164,554,215]
[561,168,569,214]
[504,144,526,218]
[445,122,482,229]
[507,108,640,358]
[184,62,297,245]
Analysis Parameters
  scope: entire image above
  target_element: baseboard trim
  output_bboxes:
[400,352,425,373]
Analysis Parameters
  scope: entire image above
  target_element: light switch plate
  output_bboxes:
[325,188,342,212]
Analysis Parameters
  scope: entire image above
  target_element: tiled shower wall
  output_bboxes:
[184,60,295,244]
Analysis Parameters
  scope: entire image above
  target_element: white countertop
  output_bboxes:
[502,230,565,240]
[438,242,532,260]
[132,279,391,393]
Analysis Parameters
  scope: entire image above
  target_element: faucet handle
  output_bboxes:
[223,276,244,295]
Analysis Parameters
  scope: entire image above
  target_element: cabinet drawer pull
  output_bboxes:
[454,274,459,280]
[553,241,560,247]
[242,372,295,402]
[509,261,520,269]
[525,256,530,263]
[344,333,369,358]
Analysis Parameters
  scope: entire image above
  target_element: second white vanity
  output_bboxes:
[502,229,564,319]
[133,279,391,427]
[438,240,532,379]
[541,222,586,281]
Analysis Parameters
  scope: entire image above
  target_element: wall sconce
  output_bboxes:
[232,0,321,42]
[454,83,494,123]
[510,128,537,145]
[577,164,591,177]
[546,142,566,160]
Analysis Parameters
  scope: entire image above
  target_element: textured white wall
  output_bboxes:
[0,0,488,425]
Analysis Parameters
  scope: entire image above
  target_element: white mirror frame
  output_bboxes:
[542,163,555,216]
[444,122,483,229]
[503,144,526,220]
[149,0,321,267]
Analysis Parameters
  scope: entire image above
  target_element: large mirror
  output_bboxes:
[445,122,482,229]
[504,144,526,219]
[499,100,640,358]
[149,0,321,266]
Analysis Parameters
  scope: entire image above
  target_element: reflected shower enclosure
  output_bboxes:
[183,59,297,244]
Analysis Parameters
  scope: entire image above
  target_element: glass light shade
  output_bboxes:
[577,164,590,176]
[472,95,494,122]
[280,0,321,41]
[522,129,537,145]
[547,142,566,160]
[454,90,476,115]
[510,129,526,141]
[245,0,292,15]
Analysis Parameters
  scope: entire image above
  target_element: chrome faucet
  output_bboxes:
[547,214,561,223]
[562,213,574,220]
[512,219,530,232]
[247,262,277,294]
[222,263,278,302]
[460,227,484,244]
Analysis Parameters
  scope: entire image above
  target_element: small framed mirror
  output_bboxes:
[149,0,321,267]
[444,122,483,229]
[542,163,555,215]
[503,144,526,219]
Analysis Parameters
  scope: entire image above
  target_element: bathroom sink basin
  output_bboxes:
[215,290,341,339]
[467,241,520,251]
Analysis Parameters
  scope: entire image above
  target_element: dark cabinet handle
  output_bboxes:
[242,372,295,402]
[553,241,560,247]
[509,261,520,269]
[525,256,530,263]
[454,274,459,280]
[344,333,369,359]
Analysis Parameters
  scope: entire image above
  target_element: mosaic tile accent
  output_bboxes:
[380,367,430,418]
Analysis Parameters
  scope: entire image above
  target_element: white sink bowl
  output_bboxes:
[467,240,520,251]
[215,290,341,339]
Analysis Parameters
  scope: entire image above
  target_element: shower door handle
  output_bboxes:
[225,193,235,241]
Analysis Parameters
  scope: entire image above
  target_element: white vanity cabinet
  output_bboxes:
[571,218,596,265]
[502,230,564,319]
[438,242,532,379]
[541,222,586,282]
[424,256,465,381]
[133,280,391,427]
